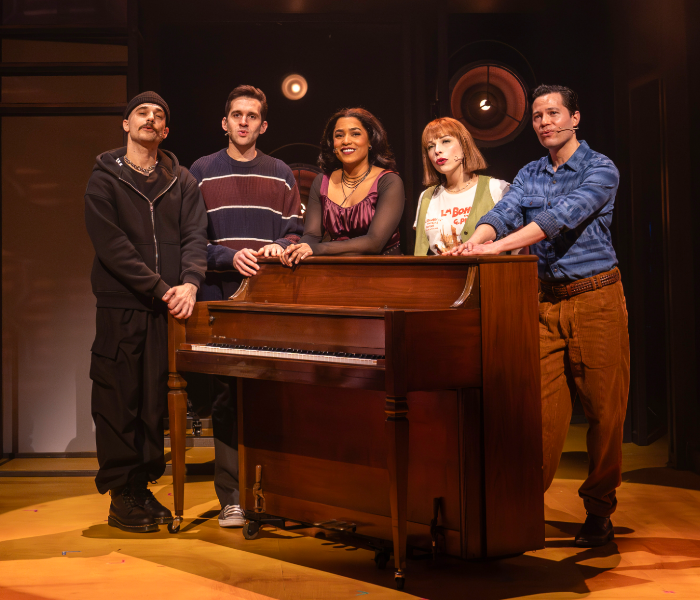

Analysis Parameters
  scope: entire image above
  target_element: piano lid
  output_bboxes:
[223,255,537,311]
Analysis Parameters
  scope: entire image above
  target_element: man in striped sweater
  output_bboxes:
[189,85,303,527]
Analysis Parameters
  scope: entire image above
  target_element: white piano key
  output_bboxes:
[189,344,379,366]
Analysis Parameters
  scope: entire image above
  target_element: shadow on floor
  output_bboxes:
[0,512,697,599]
[621,467,700,491]
[83,511,700,600]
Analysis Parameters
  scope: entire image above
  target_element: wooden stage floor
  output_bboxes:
[1,424,699,600]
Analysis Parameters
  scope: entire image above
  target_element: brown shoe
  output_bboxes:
[575,513,614,547]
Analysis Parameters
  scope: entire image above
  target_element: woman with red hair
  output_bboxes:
[414,117,511,255]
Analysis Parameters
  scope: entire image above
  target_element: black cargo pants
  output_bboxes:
[90,306,168,494]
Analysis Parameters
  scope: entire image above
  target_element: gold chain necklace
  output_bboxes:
[340,164,372,206]
[444,175,476,194]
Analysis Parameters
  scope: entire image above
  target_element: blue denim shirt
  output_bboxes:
[477,141,619,282]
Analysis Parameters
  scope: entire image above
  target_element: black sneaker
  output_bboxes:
[108,487,159,533]
[131,480,174,524]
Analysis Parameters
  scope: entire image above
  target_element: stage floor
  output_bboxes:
[1,425,699,600]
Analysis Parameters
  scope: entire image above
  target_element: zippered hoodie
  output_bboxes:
[85,147,207,310]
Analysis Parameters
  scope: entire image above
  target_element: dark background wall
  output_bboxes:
[2,0,698,471]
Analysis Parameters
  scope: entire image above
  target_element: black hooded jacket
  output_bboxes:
[85,147,207,310]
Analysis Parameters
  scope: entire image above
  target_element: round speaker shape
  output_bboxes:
[450,62,528,147]
[281,74,308,100]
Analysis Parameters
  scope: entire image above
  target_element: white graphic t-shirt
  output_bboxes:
[414,178,510,254]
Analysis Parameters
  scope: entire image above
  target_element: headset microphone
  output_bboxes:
[555,126,579,132]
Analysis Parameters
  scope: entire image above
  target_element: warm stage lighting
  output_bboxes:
[282,74,308,100]
[480,98,491,110]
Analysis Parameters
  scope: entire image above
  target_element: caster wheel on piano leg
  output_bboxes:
[168,517,182,534]
[374,551,390,570]
[242,521,260,540]
[394,572,405,590]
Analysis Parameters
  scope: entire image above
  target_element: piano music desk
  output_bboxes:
[167,256,543,589]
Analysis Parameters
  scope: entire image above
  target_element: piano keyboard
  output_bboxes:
[190,343,384,366]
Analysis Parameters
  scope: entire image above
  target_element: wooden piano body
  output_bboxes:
[167,256,544,584]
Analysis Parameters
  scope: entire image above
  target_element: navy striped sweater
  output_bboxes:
[190,149,303,272]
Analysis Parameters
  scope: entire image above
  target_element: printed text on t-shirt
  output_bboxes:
[441,205,471,225]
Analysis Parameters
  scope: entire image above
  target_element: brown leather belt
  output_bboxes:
[539,267,620,300]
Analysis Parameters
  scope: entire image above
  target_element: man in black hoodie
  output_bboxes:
[85,91,207,532]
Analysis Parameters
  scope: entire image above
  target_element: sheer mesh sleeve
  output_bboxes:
[299,174,324,246]
[308,173,405,256]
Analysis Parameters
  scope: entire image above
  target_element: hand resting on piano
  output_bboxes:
[234,244,284,276]
[280,242,313,266]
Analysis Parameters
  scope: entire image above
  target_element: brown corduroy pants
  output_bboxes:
[539,278,630,517]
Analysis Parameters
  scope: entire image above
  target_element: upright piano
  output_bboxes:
[167,256,543,588]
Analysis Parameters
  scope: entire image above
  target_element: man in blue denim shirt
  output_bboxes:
[450,85,630,547]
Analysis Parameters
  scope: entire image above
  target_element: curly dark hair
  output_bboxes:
[318,108,397,175]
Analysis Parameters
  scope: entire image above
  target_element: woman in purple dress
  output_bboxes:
[280,108,405,265]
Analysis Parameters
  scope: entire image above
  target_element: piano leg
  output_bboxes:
[385,395,409,590]
[167,374,187,533]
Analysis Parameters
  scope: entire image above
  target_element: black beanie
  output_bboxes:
[124,91,170,125]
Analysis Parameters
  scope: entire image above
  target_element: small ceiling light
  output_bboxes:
[282,74,308,100]
[480,98,492,111]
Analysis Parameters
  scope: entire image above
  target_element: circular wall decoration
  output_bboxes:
[450,62,528,147]
[281,74,308,100]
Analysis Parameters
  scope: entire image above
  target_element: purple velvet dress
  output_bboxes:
[300,170,404,255]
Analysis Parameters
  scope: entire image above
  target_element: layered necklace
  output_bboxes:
[124,155,158,176]
[340,163,372,206]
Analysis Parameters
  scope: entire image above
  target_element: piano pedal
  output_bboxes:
[191,419,202,436]
[312,519,357,534]
[253,465,266,513]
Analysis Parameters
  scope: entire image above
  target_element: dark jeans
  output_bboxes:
[90,307,168,494]
[185,373,239,508]
[539,279,630,517]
